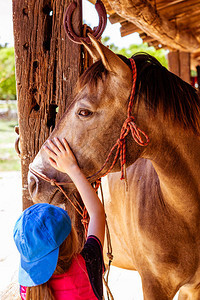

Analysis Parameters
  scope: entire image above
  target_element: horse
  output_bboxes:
[28,34,200,299]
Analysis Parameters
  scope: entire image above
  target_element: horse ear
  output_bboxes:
[81,39,100,62]
[87,33,131,79]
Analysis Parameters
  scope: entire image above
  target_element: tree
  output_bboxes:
[0,47,16,100]
[102,37,168,68]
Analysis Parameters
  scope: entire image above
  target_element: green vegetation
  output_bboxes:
[102,37,168,68]
[0,46,16,100]
[0,117,20,172]
[0,44,19,170]
[0,37,168,102]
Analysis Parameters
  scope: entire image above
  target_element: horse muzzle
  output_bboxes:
[28,171,58,204]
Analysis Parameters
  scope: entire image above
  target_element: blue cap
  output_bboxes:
[13,203,71,286]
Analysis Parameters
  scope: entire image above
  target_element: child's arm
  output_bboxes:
[43,138,106,246]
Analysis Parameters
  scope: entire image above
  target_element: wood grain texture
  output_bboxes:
[107,0,199,52]
[12,0,82,209]
[168,51,191,84]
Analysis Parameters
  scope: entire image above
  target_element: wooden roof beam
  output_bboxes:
[109,13,125,24]
[142,35,156,43]
[120,22,143,37]
[192,51,200,59]
[158,0,200,15]
[169,8,200,23]
[107,0,200,52]
[155,0,193,11]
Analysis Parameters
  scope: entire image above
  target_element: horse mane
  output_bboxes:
[132,53,200,135]
[77,53,200,135]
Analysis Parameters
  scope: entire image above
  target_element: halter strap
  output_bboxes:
[29,165,83,214]
[88,58,149,180]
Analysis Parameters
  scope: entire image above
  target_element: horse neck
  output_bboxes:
[142,116,200,222]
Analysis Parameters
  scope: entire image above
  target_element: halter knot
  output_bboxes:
[81,218,89,225]
[117,138,125,146]
[123,116,135,126]
[50,179,57,186]
[107,252,114,262]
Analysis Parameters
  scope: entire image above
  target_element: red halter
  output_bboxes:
[87,58,149,180]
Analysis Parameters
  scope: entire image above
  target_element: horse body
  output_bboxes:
[28,35,200,299]
[103,131,200,298]
[101,88,200,298]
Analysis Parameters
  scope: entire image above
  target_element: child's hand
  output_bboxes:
[43,138,79,176]
[44,140,105,246]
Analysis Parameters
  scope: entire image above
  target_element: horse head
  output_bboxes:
[28,34,149,206]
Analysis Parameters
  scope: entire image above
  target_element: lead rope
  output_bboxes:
[29,165,90,238]
[91,179,114,300]
[99,182,114,300]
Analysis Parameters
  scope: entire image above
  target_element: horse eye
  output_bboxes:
[78,109,93,117]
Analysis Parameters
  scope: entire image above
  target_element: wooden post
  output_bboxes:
[12,0,83,210]
[196,66,200,91]
[168,51,180,77]
[168,51,191,84]
[179,52,190,84]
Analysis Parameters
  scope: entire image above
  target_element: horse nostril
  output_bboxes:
[28,174,38,199]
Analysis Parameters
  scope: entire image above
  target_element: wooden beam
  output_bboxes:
[156,0,186,11]
[101,0,115,15]
[191,51,200,70]
[176,14,200,30]
[158,0,200,13]
[168,51,191,84]
[107,0,200,52]
[120,22,143,37]
[193,51,200,59]
[168,51,180,77]
[139,32,147,39]
[142,35,156,43]
[109,13,125,24]
[87,0,96,4]
[149,40,163,49]
[186,19,200,30]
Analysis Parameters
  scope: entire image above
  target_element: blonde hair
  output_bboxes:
[25,226,80,300]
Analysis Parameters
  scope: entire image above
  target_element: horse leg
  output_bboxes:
[141,274,177,300]
[178,284,200,300]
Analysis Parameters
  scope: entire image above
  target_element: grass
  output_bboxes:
[0,117,21,172]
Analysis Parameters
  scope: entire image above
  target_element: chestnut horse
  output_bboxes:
[28,35,200,299]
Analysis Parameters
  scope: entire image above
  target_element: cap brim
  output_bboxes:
[19,247,59,287]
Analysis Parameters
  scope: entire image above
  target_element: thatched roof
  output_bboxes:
[89,0,200,67]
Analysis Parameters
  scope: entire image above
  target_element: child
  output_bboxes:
[13,137,106,300]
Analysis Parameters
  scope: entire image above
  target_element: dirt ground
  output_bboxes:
[0,172,22,299]
[0,172,179,300]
